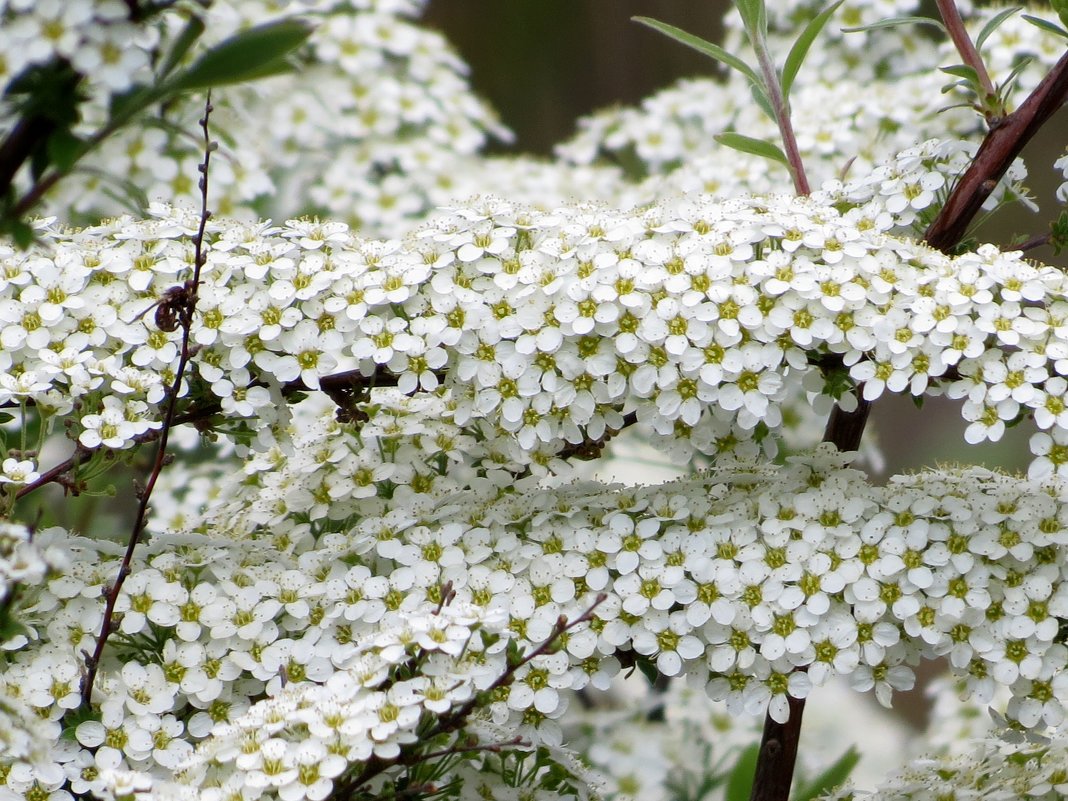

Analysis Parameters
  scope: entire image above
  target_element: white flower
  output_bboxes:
[0,457,40,486]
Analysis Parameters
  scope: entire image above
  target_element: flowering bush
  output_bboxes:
[2,1,1068,801]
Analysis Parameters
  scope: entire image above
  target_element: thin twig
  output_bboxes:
[79,92,215,708]
[18,366,639,501]
[332,595,606,798]
[1013,232,1052,253]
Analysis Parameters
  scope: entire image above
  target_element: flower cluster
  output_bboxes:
[4,1,1068,800]
[4,437,1068,799]
[208,430,1068,728]
[2,174,1066,483]
[825,728,1068,801]
[27,0,508,238]
[0,0,158,98]
[0,520,54,591]
[138,604,551,801]
[0,521,66,765]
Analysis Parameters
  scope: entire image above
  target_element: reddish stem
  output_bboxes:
[936,0,996,98]
[925,48,1068,251]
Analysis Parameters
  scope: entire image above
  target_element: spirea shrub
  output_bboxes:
[2,1,1068,801]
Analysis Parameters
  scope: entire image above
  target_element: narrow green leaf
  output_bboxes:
[999,55,1035,93]
[77,165,151,213]
[635,654,660,685]
[793,747,861,801]
[782,0,846,98]
[1021,14,1068,40]
[715,132,789,167]
[3,217,35,249]
[166,19,314,92]
[157,15,207,80]
[976,7,1021,50]
[732,0,767,37]
[30,140,50,182]
[724,744,760,801]
[841,15,945,34]
[940,64,980,83]
[633,16,763,88]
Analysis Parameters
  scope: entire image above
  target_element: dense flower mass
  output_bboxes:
[0,0,506,236]
[4,436,1068,798]
[825,728,1068,801]
[4,0,1068,800]
[0,166,1065,483]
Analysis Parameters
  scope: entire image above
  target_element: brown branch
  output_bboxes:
[747,36,1068,801]
[924,48,1068,252]
[0,118,55,197]
[748,395,871,801]
[1013,232,1052,253]
[0,66,81,204]
[556,411,639,460]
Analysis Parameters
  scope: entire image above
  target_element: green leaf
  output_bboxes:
[1001,54,1036,90]
[46,128,84,173]
[940,64,980,82]
[724,744,760,801]
[59,704,101,741]
[750,83,776,123]
[793,747,860,801]
[1022,13,1068,39]
[1,217,35,249]
[635,654,660,685]
[1054,0,1068,29]
[975,7,1021,50]
[107,83,163,124]
[715,132,789,167]
[0,613,28,644]
[1050,210,1068,256]
[157,15,207,80]
[80,165,151,213]
[841,15,945,34]
[633,16,763,88]
[939,64,981,95]
[166,19,314,92]
[732,0,767,37]
[782,0,845,99]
